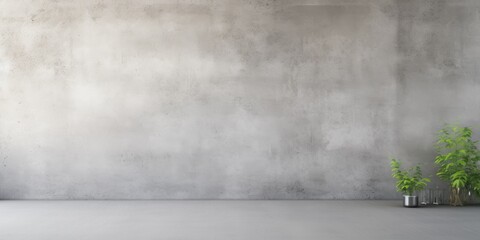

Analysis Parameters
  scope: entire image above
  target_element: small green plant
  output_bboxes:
[435,125,480,206]
[391,159,430,196]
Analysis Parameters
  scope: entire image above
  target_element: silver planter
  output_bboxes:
[403,195,418,207]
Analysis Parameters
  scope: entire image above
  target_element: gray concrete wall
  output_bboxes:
[0,0,479,199]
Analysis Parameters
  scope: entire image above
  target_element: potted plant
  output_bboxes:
[390,159,430,207]
[435,125,480,206]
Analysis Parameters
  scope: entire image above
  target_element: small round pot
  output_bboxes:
[403,195,418,208]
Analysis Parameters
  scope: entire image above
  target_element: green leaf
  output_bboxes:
[390,158,429,195]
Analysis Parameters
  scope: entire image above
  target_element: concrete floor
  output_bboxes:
[0,200,478,240]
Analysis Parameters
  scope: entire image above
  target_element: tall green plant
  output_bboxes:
[391,159,430,196]
[435,125,480,205]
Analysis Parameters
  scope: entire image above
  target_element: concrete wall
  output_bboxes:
[0,0,479,199]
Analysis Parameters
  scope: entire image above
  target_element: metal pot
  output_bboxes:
[403,195,418,207]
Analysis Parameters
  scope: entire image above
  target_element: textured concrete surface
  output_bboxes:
[0,200,479,240]
[0,0,480,199]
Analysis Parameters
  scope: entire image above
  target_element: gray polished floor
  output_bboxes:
[0,200,478,240]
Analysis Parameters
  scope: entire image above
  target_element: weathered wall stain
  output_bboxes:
[0,0,479,199]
